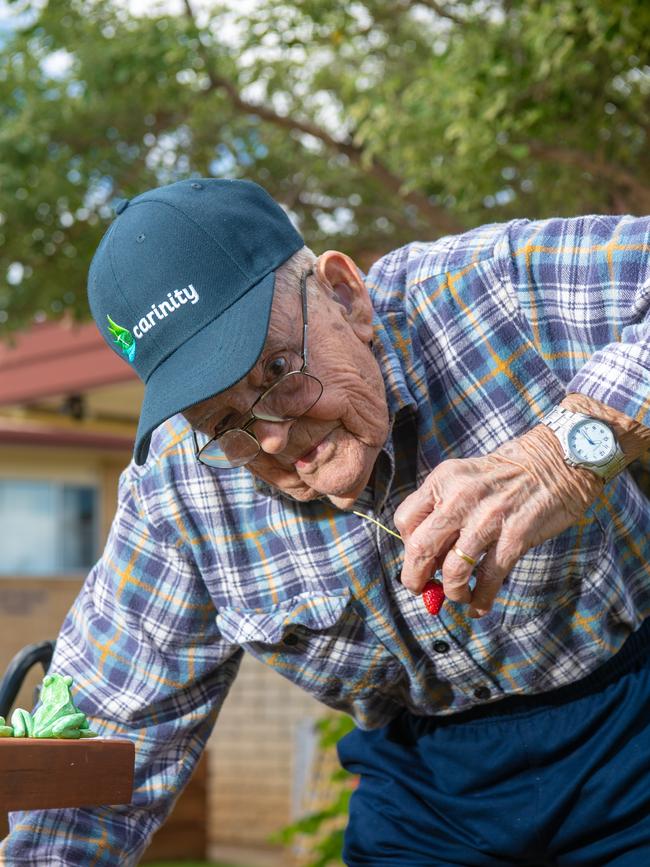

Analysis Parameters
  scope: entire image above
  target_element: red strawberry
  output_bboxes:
[421,579,445,615]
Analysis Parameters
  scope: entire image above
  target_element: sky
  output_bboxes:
[0,0,271,74]
[0,0,256,44]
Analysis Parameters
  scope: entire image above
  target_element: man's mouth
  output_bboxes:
[292,433,333,469]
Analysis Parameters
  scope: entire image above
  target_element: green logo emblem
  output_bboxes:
[106,315,136,363]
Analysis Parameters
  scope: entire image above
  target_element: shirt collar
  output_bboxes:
[361,311,418,511]
[370,309,417,421]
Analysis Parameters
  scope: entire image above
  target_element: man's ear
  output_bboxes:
[315,250,374,344]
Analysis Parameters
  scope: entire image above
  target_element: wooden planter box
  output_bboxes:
[0,737,134,811]
[0,739,207,862]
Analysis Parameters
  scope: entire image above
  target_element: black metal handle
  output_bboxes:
[0,641,55,718]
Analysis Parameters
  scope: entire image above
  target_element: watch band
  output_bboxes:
[601,449,629,483]
[540,406,627,483]
[542,406,581,435]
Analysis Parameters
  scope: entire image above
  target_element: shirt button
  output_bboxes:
[433,640,450,654]
[473,685,491,701]
[283,633,299,646]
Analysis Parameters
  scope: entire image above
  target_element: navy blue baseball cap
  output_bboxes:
[87,178,304,465]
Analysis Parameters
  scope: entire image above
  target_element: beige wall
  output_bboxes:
[0,577,84,715]
[0,442,130,712]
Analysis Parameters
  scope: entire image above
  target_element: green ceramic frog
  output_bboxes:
[8,674,97,739]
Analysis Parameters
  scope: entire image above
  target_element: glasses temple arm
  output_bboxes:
[301,267,312,370]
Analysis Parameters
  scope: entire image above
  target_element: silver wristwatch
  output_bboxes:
[540,406,627,484]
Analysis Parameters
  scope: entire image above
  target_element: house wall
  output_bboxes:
[207,655,326,862]
[0,443,128,714]
[0,439,333,866]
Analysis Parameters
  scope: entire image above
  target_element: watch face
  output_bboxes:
[568,419,615,464]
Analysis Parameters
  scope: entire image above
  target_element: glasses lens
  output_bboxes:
[199,429,259,469]
[256,372,323,420]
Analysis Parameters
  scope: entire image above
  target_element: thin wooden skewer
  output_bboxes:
[352,510,447,615]
[352,510,403,541]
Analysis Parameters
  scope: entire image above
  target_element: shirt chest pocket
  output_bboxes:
[215,589,403,705]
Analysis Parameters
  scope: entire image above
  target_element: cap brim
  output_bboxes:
[133,270,276,465]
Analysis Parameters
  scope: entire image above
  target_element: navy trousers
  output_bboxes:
[337,619,650,866]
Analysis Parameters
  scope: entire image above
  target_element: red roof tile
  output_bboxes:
[0,320,137,406]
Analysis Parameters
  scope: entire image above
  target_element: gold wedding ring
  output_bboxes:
[453,546,478,566]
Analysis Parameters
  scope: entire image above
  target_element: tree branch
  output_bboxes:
[410,0,466,26]
[525,140,650,211]
[183,0,462,237]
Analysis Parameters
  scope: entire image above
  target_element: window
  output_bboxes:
[0,479,98,576]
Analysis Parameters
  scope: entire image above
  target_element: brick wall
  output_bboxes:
[207,653,328,859]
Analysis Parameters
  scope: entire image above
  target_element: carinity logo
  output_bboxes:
[132,283,199,338]
[107,316,136,363]
[107,283,199,364]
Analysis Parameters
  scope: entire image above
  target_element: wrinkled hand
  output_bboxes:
[393,425,603,617]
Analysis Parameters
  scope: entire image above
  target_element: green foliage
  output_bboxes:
[1,0,649,332]
[271,714,356,867]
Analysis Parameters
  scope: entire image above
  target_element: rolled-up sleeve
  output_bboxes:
[566,271,650,427]
[508,215,650,426]
[0,469,241,866]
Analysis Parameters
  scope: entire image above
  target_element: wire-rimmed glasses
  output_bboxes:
[193,268,323,469]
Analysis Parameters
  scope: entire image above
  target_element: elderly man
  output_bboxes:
[2,178,649,866]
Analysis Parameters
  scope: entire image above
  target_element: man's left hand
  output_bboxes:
[393,424,604,617]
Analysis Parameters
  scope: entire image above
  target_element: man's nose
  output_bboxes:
[253,418,293,454]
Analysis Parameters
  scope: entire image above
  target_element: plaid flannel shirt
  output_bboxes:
[3,214,650,865]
